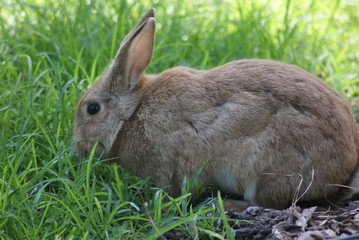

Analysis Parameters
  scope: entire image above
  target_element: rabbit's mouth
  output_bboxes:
[74,141,89,156]
[74,140,106,157]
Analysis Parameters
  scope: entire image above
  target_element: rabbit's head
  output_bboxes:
[73,9,156,157]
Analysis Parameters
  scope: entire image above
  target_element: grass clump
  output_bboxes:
[0,0,358,239]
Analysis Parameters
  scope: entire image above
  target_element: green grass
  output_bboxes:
[0,0,358,239]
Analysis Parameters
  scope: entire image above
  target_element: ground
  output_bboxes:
[161,196,359,240]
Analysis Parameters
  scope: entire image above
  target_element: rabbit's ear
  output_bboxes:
[105,12,156,91]
[121,8,155,47]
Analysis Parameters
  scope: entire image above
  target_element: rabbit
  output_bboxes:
[73,8,359,209]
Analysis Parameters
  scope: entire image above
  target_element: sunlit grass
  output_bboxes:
[0,0,358,238]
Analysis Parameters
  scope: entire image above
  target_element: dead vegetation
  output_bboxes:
[161,197,359,240]
[228,200,359,240]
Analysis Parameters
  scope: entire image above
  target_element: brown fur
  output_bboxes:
[73,9,359,209]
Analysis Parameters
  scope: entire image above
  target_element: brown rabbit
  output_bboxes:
[73,9,359,209]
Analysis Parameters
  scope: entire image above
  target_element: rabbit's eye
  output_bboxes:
[87,103,100,115]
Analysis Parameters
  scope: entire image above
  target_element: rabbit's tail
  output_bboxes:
[347,130,359,199]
